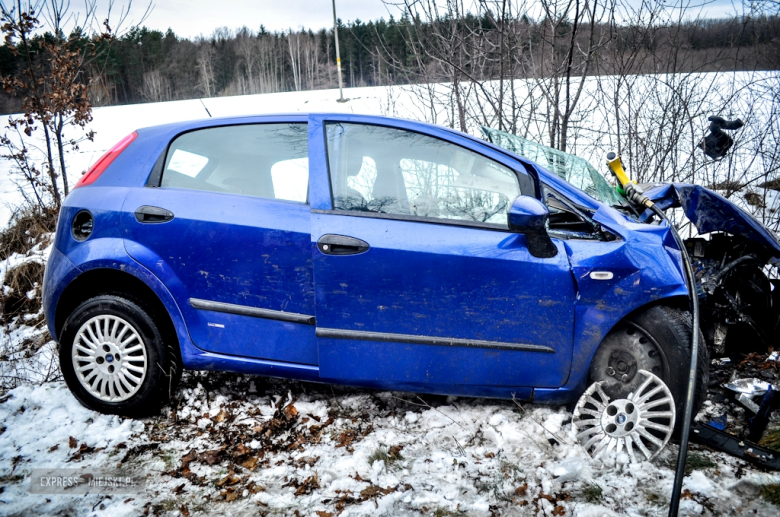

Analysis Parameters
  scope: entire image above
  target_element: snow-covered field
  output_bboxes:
[2,79,780,515]
[1,71,779,227]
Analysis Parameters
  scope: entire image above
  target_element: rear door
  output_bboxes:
[122,120,318,364]
[310,117,577,390]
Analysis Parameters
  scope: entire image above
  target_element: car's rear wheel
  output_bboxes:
[588,304,709,436]
[59,295,180,416]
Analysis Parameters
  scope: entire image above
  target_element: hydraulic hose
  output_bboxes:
[613,176,700,517]
[654,202,701,517]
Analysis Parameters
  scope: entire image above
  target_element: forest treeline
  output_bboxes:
[0,9,778,114]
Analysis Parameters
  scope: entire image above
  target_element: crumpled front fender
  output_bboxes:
[534,204,689,404]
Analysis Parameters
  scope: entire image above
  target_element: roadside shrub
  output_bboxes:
[0,260,45,323]
[0,204,57,261]
[0,204,56,323]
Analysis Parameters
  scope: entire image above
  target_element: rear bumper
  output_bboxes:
[42,246,81,342]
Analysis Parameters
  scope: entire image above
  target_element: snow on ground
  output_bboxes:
[2,370,780,517]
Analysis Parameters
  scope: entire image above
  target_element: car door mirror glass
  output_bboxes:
[508,195,557,258]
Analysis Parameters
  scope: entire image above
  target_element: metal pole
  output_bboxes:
[332,0,346,102]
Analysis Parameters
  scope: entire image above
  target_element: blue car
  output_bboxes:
[43,113,779,440]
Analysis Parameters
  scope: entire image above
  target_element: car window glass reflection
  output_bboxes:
[161,123,309,203]
[326,123,523,226]
[271,157,309,203]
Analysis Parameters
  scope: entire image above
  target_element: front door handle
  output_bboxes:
[317,234,370,255]
[135,205,174,223]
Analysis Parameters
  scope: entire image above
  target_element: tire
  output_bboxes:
[588,304,710,436]
[59,295,181,416]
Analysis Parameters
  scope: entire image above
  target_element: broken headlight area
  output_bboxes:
[684,232,780,358]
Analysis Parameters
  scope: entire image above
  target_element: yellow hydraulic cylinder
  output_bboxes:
[606,151,635,195]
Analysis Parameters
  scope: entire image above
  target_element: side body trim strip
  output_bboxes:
[315,327,554,353]
[189,298,316,325]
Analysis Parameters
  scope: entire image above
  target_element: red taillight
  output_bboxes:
[74,131,138,189]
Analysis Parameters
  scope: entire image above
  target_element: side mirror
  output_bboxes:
[508,196,558,258]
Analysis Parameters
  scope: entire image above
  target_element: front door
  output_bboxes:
[123,120,318,364]
[310,119,577,391]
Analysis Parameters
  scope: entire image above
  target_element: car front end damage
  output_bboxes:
[644,182,780,358]
[484,125,780,473]
[484,125,780,362]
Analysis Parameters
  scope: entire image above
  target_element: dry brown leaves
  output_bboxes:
[212,409,229,423]
[530,491,570,514]
[117,443,159,466]
[215,472,240,487]
[284,474,320,496]
[240,456,259,471]
[359,485,395,499]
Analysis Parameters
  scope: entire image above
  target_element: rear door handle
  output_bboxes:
[317,234,369,255]
[135,205,174,223]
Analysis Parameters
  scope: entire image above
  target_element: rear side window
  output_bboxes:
[325,122,524,227]
[161,123,309,203]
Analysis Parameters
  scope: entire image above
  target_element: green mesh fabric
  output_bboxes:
[481,127,623,206]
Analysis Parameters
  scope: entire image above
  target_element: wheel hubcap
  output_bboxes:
[71,315,148,402]
[573,370,676,462]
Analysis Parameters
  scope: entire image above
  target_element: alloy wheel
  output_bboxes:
[71,315,148,402]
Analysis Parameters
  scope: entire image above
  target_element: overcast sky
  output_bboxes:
[109,0,395,38]
[85,0,744,40]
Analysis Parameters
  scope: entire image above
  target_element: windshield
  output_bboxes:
[481,127,624,207]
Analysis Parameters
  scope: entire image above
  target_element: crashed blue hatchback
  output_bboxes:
[42,114,779,459]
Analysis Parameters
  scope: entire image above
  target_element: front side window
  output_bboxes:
[161,123,309,203]
[326,123,524,227]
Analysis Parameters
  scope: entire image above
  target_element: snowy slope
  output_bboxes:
[2,372,779,516]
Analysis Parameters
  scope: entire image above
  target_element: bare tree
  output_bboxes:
[0,0,150,206]
[196,41,216,97]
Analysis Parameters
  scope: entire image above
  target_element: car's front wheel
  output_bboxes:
[588,304,710,436]
[59,295,179,416]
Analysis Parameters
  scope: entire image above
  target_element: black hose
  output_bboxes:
[709,254,757,289]
[649,204,700,517]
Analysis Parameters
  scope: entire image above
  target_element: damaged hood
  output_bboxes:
[644,183,780,257]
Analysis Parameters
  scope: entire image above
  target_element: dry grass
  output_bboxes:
[0,204,57,261]
[708,180,745,192]
[0,204,57,324]
[761,484,780,505]
[1,260,45,323]
[759,427,780,452]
